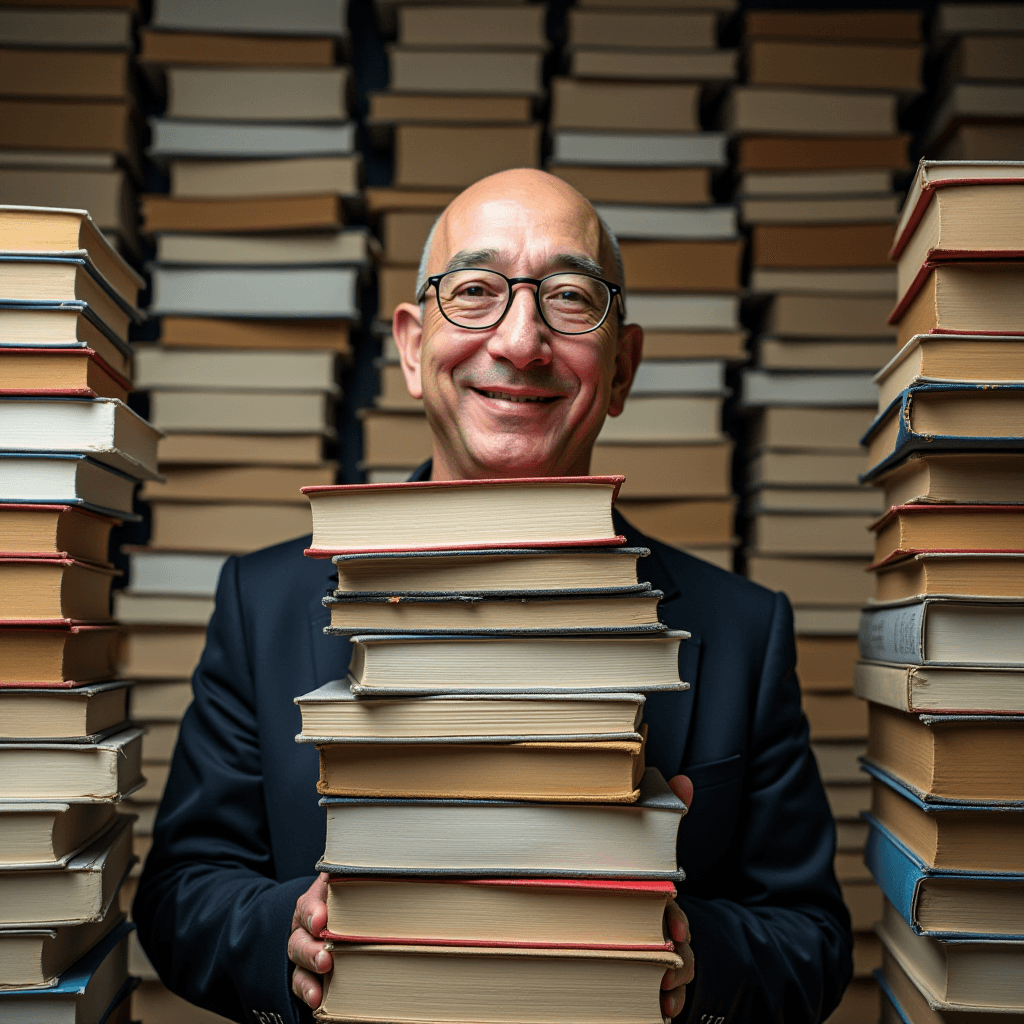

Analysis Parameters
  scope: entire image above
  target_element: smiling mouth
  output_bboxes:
[472,388,559,404]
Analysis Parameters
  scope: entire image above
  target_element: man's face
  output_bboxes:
[393,174,641,481]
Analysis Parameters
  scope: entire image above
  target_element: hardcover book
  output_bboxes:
[0,457,140,520]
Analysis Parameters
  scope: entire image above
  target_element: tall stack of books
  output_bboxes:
[0,205,154,1022]
[924,2,1024,161]
[362,1,548,483]
[0,0,141,257]
[730,14,926,1018]
[857,159,1024,1024]
[296,476,687,1024]
[548,0,741,566]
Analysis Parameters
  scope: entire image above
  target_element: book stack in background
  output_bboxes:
[857,160,1024,1024]
[0,0,141,257]
[296,476,687,1024]
[550,0,741,567]
[363,0,547,482]
[0,205,153,1022]
[924,2,1024,161]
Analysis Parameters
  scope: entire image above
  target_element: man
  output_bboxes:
[135,170,853,1024]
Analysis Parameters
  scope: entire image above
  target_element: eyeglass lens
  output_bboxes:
[436,270,611,333]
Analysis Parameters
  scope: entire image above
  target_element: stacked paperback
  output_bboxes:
[0,204,154,1021]
[856,160,1024,1023]
[296,475,688,1023]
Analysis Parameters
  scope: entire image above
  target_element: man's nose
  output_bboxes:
[485,284,552,368]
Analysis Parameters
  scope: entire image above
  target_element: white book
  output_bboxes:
[151,0,348,36]
[148,266,359,318]
[149,390,333,434]
[113,591,214,627]
[550,131,728,167]
[741,370,877,408]
[630,359,725,395]
[595,203,735,240]
[127,551,228,597]
[134,347,340,393]
[0,454,137,517]
[627,294,739,330]
[156,230,372,267]
[0,8,131,48]
[0,398,160,480]
[148,118,357,159]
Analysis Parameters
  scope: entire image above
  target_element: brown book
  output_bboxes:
[619,241,742,293]
[157,432,325,467]
[834,850,871,882]
[757,338,893,373]
[368,92,532,126]
[169,156,361,200]
[616,498,735,546]
[317,738,646,802]
[736,135,911,172]
[0,679,128,740]
[840,880,883,932]
[141,194,343,234]
[0,98,134,154]
[549,166,710,206]
[0,48,130,99]
[389,48,543,97]
[824,978,879,1024]
[746,555,872,606]
[0,624,120,687]
[872,551,1024,602]
[746,39,923,92]
[360,409,432,468]
[945,33,1024,84]
[742,194,899,225]
[394,124,541,189]
[826,783,870,820]
[856,659,1024,715]
[877,452,1024,508]
[550,78,700,133]
[378,265,418,319]
[139,28,335,66]
[873,505,1024,564]
[750,512,874,557]
[767,293,895,338]
[570,47,737,84]
[118,628,205,681]
[399,4,546,49]
[726,87,897,136]
[364,186,458,213]
[160,316,351,354]
[745,9,921,42]
[376,364,419,411]
[641,331,747,361]
[568,8,717,49]
[852,932,882,977]
[0,347,129,401]
[751,407,873,451]
[937,123,1024,161]
[0,558,115,623]
[142,465,334,504]
[590,442,733,500]
[148,502,312,554]
[867,702,1024,802]
[837,820,870,851]
[751,222,893,268]
[796,636,859,692]
[802,693,868,741]
[381,209,435,265]
[0,504,116,565]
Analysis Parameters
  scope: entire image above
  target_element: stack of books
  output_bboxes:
[361,1,548,483]
[543,0,741,567]
[857,159,1024,1024]
[0,0,141,257]
[0,204,153,1022]
[296,475,688,1024]
[923,2,1024,160]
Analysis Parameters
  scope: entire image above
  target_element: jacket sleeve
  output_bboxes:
[676,592,854,1024]
[133,555,314,1024]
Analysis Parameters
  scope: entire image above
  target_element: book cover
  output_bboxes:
[862,757,1024,809]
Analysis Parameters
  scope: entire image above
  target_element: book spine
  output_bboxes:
[863,817,924,934]
[858,605,925,665]
[852,661,912,712]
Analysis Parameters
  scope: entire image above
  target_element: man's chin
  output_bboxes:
[458,436,584,479]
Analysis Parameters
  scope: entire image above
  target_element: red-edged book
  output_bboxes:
[302,477,626,556]
[0,556,117,625]
[321,877,676,951]
[872,504,1024,565]
[0,503,118,566]
[0,347,131,401]
[0,623,122,688]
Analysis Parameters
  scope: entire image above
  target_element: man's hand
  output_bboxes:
[289,872,332,1009]
[662,775,695,1021]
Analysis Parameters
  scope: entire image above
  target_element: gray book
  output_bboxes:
[550,130,728,167]
[148,118,357,159]
[151,0,348,36]
[595,203,736,240]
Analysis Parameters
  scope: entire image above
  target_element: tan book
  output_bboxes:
[834,850,871,881]
[149,391,333,435]
[746,555,872,606]
[317,738,646,802]
[550,78,700,133]
[876,452,1024,507]
[742,195,900,225]
[824,977,880,1023]
[767,294,894,339]
[751,407,873,451]
[802,693,867,741]
[616,498,735,546]
[169,156,361,200]
[394,124,541,189]
[131,979,232,1024]
[726,87,897,136]
[0,558,115,623]
[157,432,326,467]
[148,503,311,554]
[388,48,543,96]
[570,47,737,83]
[868,702,1024,802]
[747,451,867,489]
[591,442,733,499]
[736,134,910,172]
[159,316,351,354]
[757,338,893,372]
[837,820,870,851]
[139,29,335,67]
[380,209,435,264]
[139,722,179,762]
[751,488,883,515]
[398,5,546,48]
[549,166,710,206]
[118,628,205,681]
[0,98,134,156]
[745,9,921,42]
[135,346,340,392]
[377,265,418,319]
[0,347,129,401]
[597,395,723,444]
[0,624,120,687]
[0,505,116,566]
[568,8,717,49]
[746,39,923,91]
[129,680,192,721]
[872,551,1024,602]
[0,802,116,869]
[796,636,859,692]
[0,680,128,741]
[751,222,893,268]
[619,241,742,293]
[826,782,870,820]
[740,168,895,197]
[364,186,458,213]
[872,504,1024,564]
[637,330,747,361]
[840,880,883,931]
[375,364,420,410]
[749,513,874,557]
[114,590,213,627]
[0,48,131,100]
[368,92,532,126]
[359,408,431,468]
[142,465,333,504]
[855,659,1024,715]
[141,193,344,234]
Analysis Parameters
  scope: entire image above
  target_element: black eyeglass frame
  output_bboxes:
[417,268,626,336]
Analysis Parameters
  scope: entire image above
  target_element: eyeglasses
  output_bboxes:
[417,268,624,336]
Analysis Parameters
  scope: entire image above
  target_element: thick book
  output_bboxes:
[148,117,356,159]
[859,597,1024,666]
[861,383,1024,483]
[316,736,646,802]
[0,557,116,624]
[741,369,877,407]
[619,294,738,330]
[0,624,120,688]
[867,762,1024,872]
[549,130,728,168]
[295,679,645,743]
[134,346,339,393]
[855,660,1024,715]
[388,48,543,96]
[345,631,689,696]
[319,766,686,878]
[400,4,545,48]
[865,815,1024,939]
[0,504,116,565]
[871,504,1024,563]
[0,7,133,49]
[0,802,117,871]
[148,390,334,434]
[549,167,711,207]
[0,456,140,520]
[148,502,312,554]
[0,397,160,481]
[151,0,348,37]
[593,204,736,241]
[0,815,133,928]
[621,243,742,294]
[142,193,345,234]
[745,38,923,92]
[323,877,675,950]
[303,477,625,556]
[317,943,681,1024]
[0,347,129,402]
[568,7,717,49]
[742,194,900,224]
[324,589,665,635]
[872,550,1024,602]
[0,680,128,741]
[736,133,910,172]
[155,227,369,264]
[726,86,897,135]
[0,728,143,802]
[866,702,1024,804]
[159,315,351,354]
[138,27,336,67]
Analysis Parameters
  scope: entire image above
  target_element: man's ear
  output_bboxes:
[392,302,425,400]
[606,323,643,418]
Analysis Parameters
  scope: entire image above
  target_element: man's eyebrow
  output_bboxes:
[549,252,604,277]
[442,249,605,277]
[443,249,501,273]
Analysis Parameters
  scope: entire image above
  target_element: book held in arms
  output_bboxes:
[296,475,688,1023]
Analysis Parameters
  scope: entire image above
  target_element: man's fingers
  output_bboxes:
[291,965,323,1009]
[666,901,689,944]
[291,873,331,936]
[288,924,333,975]
[668,774,694,808]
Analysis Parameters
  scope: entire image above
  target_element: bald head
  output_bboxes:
[415,169,624,301]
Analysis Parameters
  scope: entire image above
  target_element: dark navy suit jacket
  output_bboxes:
[135,489,853,1024]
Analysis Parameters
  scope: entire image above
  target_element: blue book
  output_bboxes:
[0,452,141,520]
[864,815,1024,940]
[860,382,1024,483]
